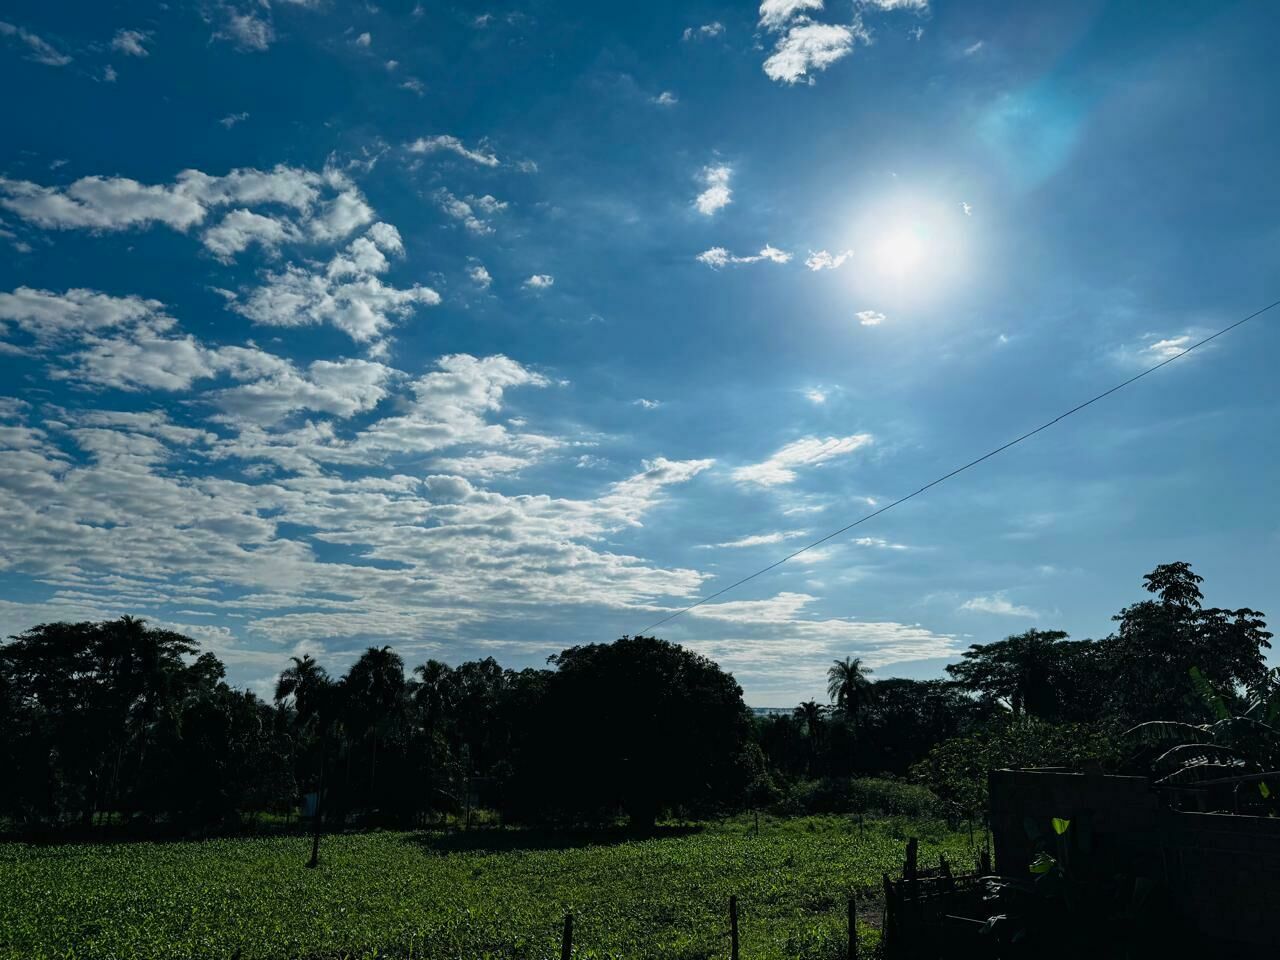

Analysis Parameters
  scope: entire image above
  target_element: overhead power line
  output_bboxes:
[638,297,1280,634]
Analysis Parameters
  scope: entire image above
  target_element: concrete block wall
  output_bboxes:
[988,769,1280,947]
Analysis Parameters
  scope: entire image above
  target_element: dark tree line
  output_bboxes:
[0,631,754,830]
[732,562,1273,815]
[0,562,1272,831]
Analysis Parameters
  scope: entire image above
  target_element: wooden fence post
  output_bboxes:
[729,895,739,960]
[560,912,573,960]
[904,837,918,882]
[847,894,857,960]
[881,874,895,949]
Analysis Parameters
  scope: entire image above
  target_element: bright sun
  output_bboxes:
[847,194,974,305]
[874,225,927,277]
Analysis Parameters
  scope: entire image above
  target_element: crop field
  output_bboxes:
[0,816,974,960]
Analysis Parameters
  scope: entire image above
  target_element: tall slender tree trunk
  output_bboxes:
[308,747,325,869]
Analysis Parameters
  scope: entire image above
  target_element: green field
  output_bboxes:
[0,816,973,960]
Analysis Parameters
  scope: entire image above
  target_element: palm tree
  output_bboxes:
[793,700,827,776]
[793,700,827,738]
[275,655,335,829]
[274,655,332,729]
[344,646,406,801]
[412,659,454,734]
[827,656,874,719]
[106,617,196,799]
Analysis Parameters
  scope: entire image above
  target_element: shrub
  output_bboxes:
[774,777,939,818]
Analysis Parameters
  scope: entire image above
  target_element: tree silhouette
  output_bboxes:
[0,562,1270,835]
[343,646,406,805]
[274,655,332,731]
[946,629,1070,719]
[535,636,752,827]
[793,700,827,738]
[827,657,874,719]
[793,700,827,776]
[1106,562,1272,724]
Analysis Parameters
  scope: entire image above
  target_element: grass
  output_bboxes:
[0,815,975,960]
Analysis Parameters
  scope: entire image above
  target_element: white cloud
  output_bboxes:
[308,186,376,242]
[0,175,206,232]
[961,201,973,216]
[762,247,795,264]
[856,309,885,326]
[963,40,984,56]
[0,286,410,406]
[231,222,441,343]
[696,248,733,268]
[805,249,852,271]
[804,388,826,404]
[632,398,660,409]
[0,165,372,252]
[960,594,1039,618]
[65,332,220,392]
[102,65,117,83]
[202,209,299,261]
[0,431,714,623]
[1114,332,1202,368]
[851,536,908,550]
[111,28,151,57]
[400,78,425,96]
[694,164,732,216]
[757,0,824,32]
[652,90,679,107]
[1145,335,1193,361]
[732,433,873,487]
[675,591,959,701]
[468,194,507,215]
[468,263,492,288]
[434,189,493,235]
[0,342,741,671]
[211,358,394,423]
[523,274,554,289]
[0,287,169,342]
[216,8,275,52]
[0,20,72,66]
[696,244,792,268]
[864,0,929,10]
[705,530,807,549]
[219,112,250,129]
[682,22,725,41]
[354,31,372,47]
[406,135,500,167]
[763,22,858,85]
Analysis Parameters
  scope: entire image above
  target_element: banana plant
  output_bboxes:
[1125,667,1280,792]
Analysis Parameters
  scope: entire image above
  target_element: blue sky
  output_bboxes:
[1,0,1277,704]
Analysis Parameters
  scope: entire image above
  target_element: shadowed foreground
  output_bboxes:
[0,816,971,960]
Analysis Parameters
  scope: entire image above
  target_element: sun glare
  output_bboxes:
[847,193,975,305]
[874,225,927,277]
